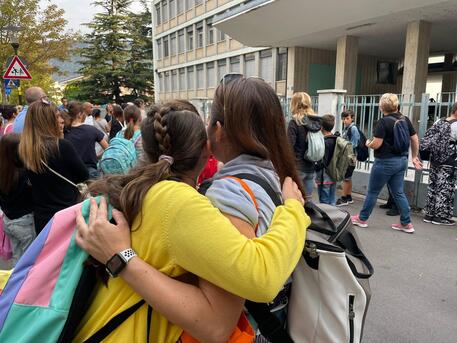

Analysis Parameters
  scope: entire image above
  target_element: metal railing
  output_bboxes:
[338,92,457,209]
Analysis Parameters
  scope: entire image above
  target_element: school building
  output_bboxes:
[152,0,457,118]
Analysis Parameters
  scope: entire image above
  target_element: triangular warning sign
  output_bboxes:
[3,56,32,80]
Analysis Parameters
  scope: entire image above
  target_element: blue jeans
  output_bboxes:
[318,184,336,205]
[300,172,315,201]
[359,156,411,225]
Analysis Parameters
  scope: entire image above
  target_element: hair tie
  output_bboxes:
[159,155,174,165]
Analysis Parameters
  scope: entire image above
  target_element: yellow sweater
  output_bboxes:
[74,181,309,343]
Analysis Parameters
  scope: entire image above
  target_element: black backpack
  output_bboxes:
[347,124,369,162]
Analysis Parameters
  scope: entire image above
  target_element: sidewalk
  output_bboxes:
[340,193,457,343]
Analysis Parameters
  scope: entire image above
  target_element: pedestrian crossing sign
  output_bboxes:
[3,55,32,80]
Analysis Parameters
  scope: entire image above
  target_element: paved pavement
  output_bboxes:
[1,194,456,342]
[343,194,457,343]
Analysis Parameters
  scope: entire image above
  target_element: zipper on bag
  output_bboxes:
[348,295,355,343]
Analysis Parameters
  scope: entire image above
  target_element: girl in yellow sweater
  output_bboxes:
[75,105,308,342]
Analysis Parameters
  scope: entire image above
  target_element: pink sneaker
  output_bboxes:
[391,223,415,234]
[351,215,368,228]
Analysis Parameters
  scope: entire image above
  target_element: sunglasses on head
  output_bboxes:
[217,74,265,124]
[219,73,265,86]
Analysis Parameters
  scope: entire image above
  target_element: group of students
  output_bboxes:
[0,89,146,266]
[1,76,309,342]
[287,92,360,207]
[286,91,443,234]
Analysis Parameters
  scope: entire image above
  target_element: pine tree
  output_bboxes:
[78,0,154,104]
[122,0,154,102]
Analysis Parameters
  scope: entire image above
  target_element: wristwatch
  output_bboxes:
[105,248,137,277]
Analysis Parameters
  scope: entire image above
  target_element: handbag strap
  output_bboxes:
[41,160,78,189]
[84,300,152,343]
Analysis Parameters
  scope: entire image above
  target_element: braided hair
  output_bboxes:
[89,106,207,226]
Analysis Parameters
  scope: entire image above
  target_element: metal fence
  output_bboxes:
[338,92,457,209]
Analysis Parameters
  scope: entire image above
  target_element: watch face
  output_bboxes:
[106,254,126,277]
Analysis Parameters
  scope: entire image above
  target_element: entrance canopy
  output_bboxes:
[214,0,457,58]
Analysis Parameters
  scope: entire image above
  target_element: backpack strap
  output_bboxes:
[222,176,260,234]
[227,174,293,343]
[83,300,152,343]
[232,173,282,207]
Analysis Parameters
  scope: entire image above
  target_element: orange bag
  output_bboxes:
[179,313,254,343]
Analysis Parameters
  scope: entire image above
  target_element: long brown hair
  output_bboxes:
[0,134,22,195]
[211,77,302,189]
[18,101,60,173]
[123,105,141,140]
[90,106,207,226]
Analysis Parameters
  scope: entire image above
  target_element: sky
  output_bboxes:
[39,0,145,33]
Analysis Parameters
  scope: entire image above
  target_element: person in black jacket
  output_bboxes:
[109,104,125,140]
[287,92,321,201]
[18,99,89,234]
[0,134,35,265]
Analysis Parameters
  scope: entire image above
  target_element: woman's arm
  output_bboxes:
[76,177,307,298]
[76,199,256,342]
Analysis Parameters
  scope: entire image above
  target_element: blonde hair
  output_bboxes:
[379,93,399,114]
[290,92,314,124]
[19,101,60,173]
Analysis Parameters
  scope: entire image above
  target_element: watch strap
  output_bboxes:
[119,248,137,263]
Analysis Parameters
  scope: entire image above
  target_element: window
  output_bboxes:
[196,64,204,89]
[177,0,184,14]
[260,49,273,83]
[244,53,256,77]
[187,27,194,51]
[179,68,186,90]
[156,39,162,59]
[163,36,169,57]
[195,0,203,5]
[178,29,185,53]
[196,23,204,48]
[217,59,226,81]
[170,33,177,56]
[187,66,194,89]
[162,1,168,22]
[169,0,176,18]
[276,48,287,81]
[155,4,161,25]
[206,19,214,45]
[207,62,215,88]
[230,56,240,73]
[185,0,193,10]
[171,70,178,91]
[159,73,164,92]
[164,71,170,92]
[217,29,226,42]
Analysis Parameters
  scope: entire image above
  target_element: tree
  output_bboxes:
[78,0,154,104]
[0,0,75,104]
[122,0,154,102]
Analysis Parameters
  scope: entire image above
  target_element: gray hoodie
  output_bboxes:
[206,154,281,237]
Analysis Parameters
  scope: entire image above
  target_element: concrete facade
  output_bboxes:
[335,36,359,95]
[401,21,431,100]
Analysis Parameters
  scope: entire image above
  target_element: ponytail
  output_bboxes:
[123,105,141,140]
[124,119,135,140]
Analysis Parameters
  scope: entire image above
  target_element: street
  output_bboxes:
[344,195,457,343]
